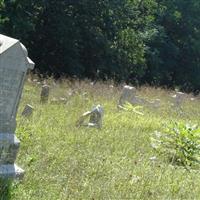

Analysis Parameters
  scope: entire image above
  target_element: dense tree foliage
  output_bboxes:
[0,0,199,91]
[145,0,200,91]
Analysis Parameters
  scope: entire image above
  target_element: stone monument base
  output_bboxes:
[0,164,24,179]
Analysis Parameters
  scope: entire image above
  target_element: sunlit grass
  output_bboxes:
[1,78,200,199]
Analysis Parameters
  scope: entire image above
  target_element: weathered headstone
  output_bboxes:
[0,34,34,179]
[119,85,160,108]
[118,85,137,106]
[171,91,185,107]
[76,105,104,129]
[22,104,34,117]
[88,105,104,128]
[148,99,161,109]
[50,97,67,104]
[40,85,50,103]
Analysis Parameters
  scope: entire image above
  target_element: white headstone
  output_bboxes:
[0,34,34,179]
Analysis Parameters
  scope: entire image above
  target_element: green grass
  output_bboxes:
[1,78,200,199]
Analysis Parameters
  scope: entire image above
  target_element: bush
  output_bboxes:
[151,122,200,168]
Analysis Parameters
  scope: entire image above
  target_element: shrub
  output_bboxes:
[151,122,200,168]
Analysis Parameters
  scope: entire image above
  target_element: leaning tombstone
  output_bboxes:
[21,104,34,117]
[88,105,104,128]
[0,34,34,179]
[76,105,104,129]
[40,85,50,103]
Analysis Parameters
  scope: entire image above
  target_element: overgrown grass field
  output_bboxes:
[1,78,200,199]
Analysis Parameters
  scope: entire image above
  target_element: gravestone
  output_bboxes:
[88,105,104,128]
[22,104,34,117]
[119,85,160,108]
[118,85,137,106]
[171,91,185,107]
[50,97,67,104]
[148,99,161,109]
[59,97,67,104]
[0,34,34,179]
[40,85,50,103]
[76,105,104,129]
[154,99,161,108]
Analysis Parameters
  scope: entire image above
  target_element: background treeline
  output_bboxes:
[0,0,199,92]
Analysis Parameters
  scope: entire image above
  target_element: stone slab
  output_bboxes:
[22,104,34,117]
[0,34,35,179]
[40,85,50,103]
[0,134,20,165]
[0,164,24,179]
[0,34,35,133]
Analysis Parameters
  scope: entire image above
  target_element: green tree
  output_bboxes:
[145,0,200,91]
[0,0,158,82]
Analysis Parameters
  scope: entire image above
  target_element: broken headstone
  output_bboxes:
[119,85,160,109]
[76,105,104,129]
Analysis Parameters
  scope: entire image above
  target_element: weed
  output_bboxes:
[151,122,200,168]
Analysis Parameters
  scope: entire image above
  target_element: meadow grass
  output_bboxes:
[1,78,200,199]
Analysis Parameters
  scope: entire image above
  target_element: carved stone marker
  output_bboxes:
[88,105,104,128]
[0,34,34,179]
[119,85,160,108]
[22,104,34,117]
[40,85,50,103]
[171,92,185,107]
[76,105,104,129]
[118,85,137,106]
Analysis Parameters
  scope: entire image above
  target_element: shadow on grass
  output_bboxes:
[0,179,11,200]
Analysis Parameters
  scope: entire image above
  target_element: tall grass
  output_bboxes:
[1,77,200,199]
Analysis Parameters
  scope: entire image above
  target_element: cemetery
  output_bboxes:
[0,34,200,199]
[0,1,199,199]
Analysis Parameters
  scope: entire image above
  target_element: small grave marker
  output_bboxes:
[22,104,34,117]
[119,85,137,106]
[119,85,160,108]
[40,85,50,103]
[76,105,104,129]
[171,91,185,107]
